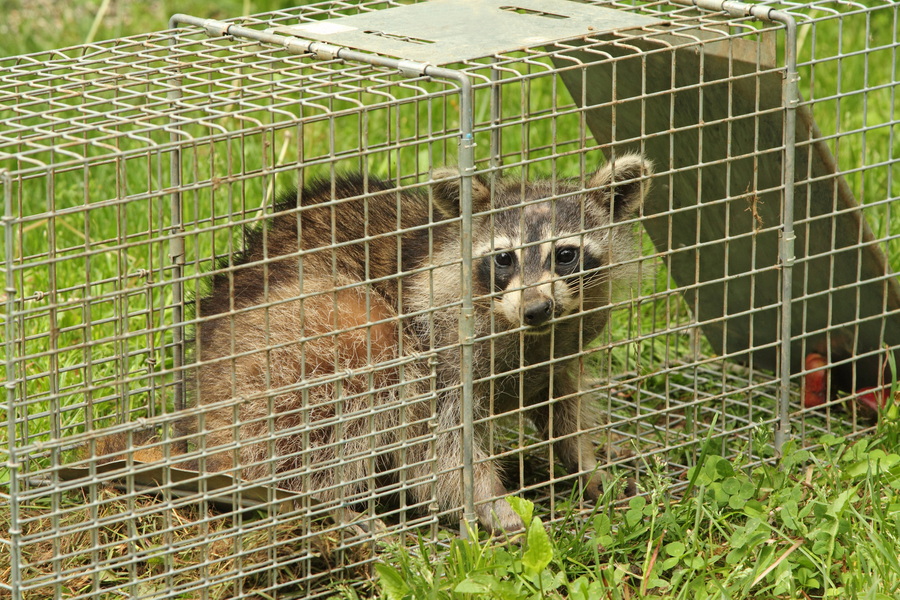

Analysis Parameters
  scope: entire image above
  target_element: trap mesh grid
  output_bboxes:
[1,0,898,597]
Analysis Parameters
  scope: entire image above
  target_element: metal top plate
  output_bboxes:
[271,0,663,65]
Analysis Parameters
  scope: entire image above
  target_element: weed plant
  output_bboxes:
[367,400,900,599]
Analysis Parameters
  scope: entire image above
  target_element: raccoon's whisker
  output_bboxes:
[581,273,611,287]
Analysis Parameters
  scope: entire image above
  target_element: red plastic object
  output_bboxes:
[803,353,828,408]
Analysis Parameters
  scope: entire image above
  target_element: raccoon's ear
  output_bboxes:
[588,154,653,221]
[431,167,491,218]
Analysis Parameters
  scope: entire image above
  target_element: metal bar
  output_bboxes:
[2,168,22,600]
[456,86,478,535]
[166,16,188,413]
[773,11,800,455]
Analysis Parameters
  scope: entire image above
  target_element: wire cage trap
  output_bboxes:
[1,0,898,598]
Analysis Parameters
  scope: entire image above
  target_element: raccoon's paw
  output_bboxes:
[582,465,639,502]
[477,498,525,538]
[596,442,635,463]
[583,472,639,504]
[591,442,638,499]
[584,471,604,502]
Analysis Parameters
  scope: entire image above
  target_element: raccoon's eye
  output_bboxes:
[555,247,579,266]
[494,251,514,268]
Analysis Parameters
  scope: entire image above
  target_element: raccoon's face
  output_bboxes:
[433,154,652,335]
[474,226,608,335]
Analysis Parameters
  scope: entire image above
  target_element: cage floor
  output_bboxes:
[9,360,873,600]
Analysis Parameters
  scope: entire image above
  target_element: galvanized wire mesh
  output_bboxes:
[2,1,897,598]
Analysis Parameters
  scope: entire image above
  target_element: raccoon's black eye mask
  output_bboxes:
[546,246,592,282]
[553,247,579,270]
[494,251,515,269]
[477,244,605,295]
[565,248,606,287]
[473,249,517,295]
[485,250,517,293]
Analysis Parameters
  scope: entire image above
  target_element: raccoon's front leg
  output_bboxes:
[432,397,524,534]
[472,448,525,535]
[532,372,604,500]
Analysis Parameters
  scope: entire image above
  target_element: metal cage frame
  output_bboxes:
[2,1,897,598]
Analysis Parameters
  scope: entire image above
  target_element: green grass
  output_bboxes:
[363,411,900,600]
[2,1,899,599]
[0,0,305,56]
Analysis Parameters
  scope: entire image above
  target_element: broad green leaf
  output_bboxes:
[828,486,858,517]
[506,496,534,527]
[375,564,410,600]
[454,578,491,594]
[665,541,686,557]
[568,576,590,600]
[522,516,553,576]
[625,508,644,528]
[844,451,900,478]
[721,477,742,496]
[593,513,611,536]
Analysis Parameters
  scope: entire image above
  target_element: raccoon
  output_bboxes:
[99,155,651,534]
[408,156,652,532]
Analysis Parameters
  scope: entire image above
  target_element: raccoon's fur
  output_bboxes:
[103,156,651,534]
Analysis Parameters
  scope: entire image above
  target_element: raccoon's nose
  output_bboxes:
[523,298,553,327]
